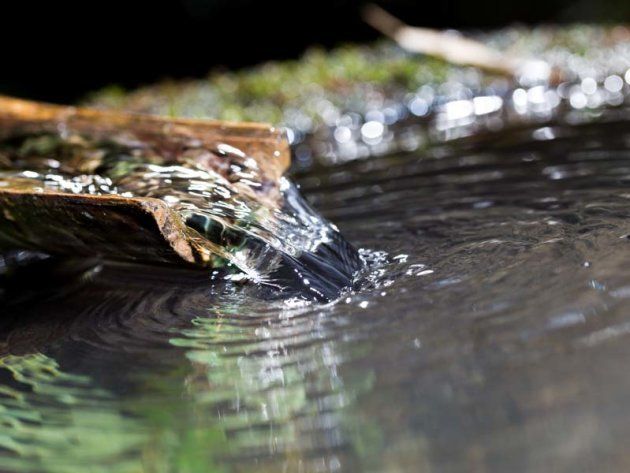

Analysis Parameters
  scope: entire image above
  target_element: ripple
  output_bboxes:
[4,107,630,471]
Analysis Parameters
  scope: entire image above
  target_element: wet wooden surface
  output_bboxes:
[0,96,291,267]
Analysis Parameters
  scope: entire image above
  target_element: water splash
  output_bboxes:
[0,133,362,301]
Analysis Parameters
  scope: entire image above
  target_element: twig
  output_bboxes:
[362,4,536,78]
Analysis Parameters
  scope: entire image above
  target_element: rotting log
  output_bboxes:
[0,96,291,267]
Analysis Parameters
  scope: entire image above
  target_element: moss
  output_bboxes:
[89,25,629,126]
[86,39,456,123]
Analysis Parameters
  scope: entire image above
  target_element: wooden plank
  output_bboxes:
[0,96,291,267]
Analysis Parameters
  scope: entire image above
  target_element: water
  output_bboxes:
[2,105,630,471]
[0,133,361,301]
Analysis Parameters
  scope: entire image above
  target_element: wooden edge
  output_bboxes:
[0,95,291,177]
[0,188,208,267]
[0,95,278,134]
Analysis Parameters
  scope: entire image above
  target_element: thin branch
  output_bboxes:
[362,4,530,78]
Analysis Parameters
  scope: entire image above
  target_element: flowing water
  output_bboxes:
[0,133,362,302]
[2,103,630,472]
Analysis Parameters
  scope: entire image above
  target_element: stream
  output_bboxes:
[2,99,630,471]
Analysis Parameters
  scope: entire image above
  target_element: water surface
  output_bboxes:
[2,108,630,472]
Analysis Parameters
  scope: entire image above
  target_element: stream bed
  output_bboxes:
[2,105,630,472]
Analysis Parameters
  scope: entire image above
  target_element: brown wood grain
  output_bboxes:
[0,96,291,267]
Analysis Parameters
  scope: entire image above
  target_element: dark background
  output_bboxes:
[1,0,628,103]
